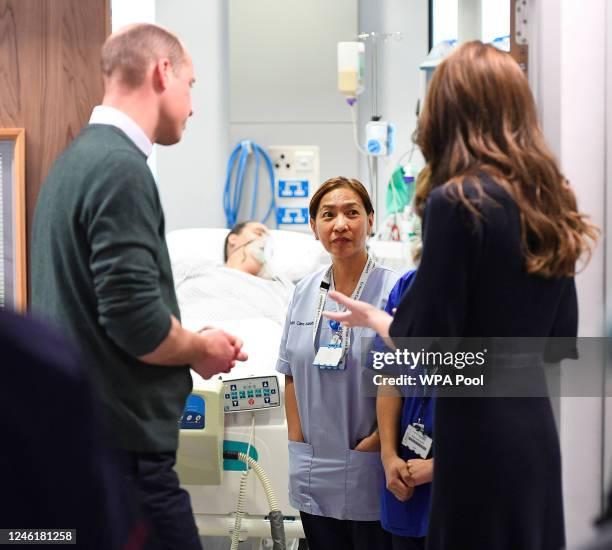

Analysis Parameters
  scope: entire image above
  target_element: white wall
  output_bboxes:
[228,0,359,227]
[559,0,606,544]
[532,0,607,546]
[155,0,229,230]
[111,0,155,30]
[604,0,612,523]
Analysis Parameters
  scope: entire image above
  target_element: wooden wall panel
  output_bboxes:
[0,0,110,294]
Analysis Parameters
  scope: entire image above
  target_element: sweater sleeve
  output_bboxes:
[82,151,172,357]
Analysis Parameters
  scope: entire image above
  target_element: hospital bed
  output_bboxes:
[166,227,329,544]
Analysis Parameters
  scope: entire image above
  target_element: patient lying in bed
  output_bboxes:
[174,221,294,330]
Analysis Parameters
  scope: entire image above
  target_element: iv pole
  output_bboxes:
[357,32,401,234]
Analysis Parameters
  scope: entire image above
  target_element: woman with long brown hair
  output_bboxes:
[324,41,597,549]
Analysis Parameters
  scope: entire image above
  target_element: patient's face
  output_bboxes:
[226,222,270,275]
[231,222,269,252]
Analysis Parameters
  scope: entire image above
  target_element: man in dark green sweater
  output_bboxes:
[31,24,246,550]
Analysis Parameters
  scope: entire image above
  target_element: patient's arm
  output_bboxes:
[284,375,304,442]
[139,315,247,377]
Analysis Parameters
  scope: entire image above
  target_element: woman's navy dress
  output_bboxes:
[390,178,575,550]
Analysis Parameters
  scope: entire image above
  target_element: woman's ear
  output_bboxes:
[310,218,318,240]
[367,212,374,233]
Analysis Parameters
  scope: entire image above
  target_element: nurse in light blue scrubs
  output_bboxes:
[276,176,399,550]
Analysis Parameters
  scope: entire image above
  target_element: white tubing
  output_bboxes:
[230,470,249,550]
[236,452,279,512]
[230,413,256,550]
[349,103,368,156]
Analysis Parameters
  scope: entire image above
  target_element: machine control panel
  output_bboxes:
[180,394,206,429]
[223,375,281,413]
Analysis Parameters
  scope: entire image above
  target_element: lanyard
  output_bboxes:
[312,255,376,360]
[415,393,430,427]
[415,368,434,426]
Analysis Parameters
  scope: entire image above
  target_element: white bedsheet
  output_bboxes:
[189,317,284,387]
[175,263,294,330]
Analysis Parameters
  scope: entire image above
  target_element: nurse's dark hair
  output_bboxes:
[223,221,250,262]
[415,40,597,277]
[309,177,373,220]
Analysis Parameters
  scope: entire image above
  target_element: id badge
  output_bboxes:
[313,344,344,370]
[402,423,432,459]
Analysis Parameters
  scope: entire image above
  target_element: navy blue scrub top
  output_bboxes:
[369,269,435,538]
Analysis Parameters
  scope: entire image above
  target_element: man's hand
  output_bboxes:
[224,331,248,363]
[191,328,248,379]
[382,454,413,502]
[406,458,434,487]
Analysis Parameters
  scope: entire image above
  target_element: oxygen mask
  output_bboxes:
[245,236,276,279]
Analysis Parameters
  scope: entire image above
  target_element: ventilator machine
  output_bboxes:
[176,374,294,549]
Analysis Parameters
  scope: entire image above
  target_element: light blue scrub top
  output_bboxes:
[276,264,399,521]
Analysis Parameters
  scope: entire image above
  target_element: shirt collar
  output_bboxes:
[89,105,153,157]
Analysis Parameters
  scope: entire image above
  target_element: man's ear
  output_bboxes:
[227,233,238,248]
[309,218,318,240]
[153,58,172,91]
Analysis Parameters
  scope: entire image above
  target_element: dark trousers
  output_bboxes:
[391,534,426,550]
[300,511,392,550]
[118,451,202,550]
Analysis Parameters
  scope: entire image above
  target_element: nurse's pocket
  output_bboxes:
[345,449,384,517]
[288,440,313,509]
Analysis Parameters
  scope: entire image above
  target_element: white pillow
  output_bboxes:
[166,227,330,283]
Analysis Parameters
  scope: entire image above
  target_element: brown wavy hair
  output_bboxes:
[415,41,597,277]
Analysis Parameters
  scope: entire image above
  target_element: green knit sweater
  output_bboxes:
[31,124,191,452]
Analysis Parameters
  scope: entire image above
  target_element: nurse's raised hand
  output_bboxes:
[324,290,393,339]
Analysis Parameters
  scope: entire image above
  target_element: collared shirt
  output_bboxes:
[89,105,153,157]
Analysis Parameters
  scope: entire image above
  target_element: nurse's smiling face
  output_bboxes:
[310,186,373,260]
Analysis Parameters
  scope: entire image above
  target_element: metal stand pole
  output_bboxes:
[371,155,378,235]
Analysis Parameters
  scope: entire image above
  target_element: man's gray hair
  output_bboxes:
[101,23,186,88]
